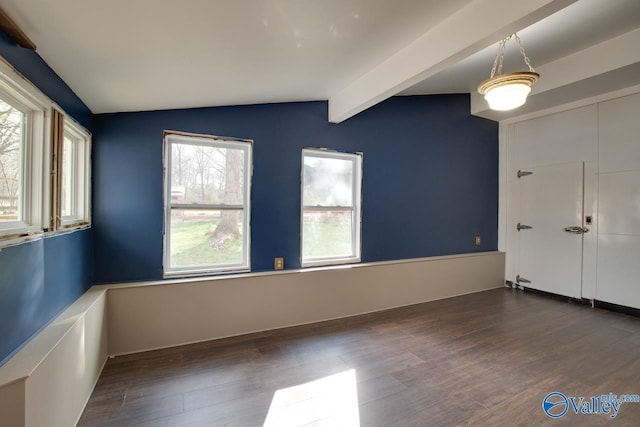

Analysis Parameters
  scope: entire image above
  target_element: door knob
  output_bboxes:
[563,226,589,234]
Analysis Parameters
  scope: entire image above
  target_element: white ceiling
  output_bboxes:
[403,0,640,95]
[1,0,639,121]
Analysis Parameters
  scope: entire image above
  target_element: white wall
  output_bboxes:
[501,90,640,307]
[596,93,640,308]
[0,380,25,426]
[106,252,505,356]
[0,288,108,427]
[25,290,108,427]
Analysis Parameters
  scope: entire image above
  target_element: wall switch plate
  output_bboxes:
[274,257,284,270]
[475,236,481,245]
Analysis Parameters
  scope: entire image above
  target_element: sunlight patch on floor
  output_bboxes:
[263,369,359,427]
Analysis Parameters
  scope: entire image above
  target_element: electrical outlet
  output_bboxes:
[274,257,284,270]
[475,236,481,246]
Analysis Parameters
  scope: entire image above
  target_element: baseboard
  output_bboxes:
[520,286,592,306]
[518,286,640,317]
[594,300,640,318]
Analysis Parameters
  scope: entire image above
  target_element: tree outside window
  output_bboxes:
[0,99,23,223]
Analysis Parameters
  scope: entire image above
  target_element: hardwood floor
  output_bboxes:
[78,288,640,426]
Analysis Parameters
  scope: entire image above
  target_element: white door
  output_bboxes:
[516,162,586,299]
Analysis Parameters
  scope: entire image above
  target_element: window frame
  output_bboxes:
[300,148,363,268]
[163,131,253,277]
[53,111,91,230]
[0,59,50,245]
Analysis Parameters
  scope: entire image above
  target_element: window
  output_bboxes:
[0,64,48,243]
[51,110,91,229]
[0,97,24,225]
[163,131,252,276]
[0,60,90,247]
[301,149,362,267]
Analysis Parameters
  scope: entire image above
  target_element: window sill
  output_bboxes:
[0,232,43,251]
[301,257,361,268]
[163,266,251,279]
[0,224,92,251]
[59,219,91,229]
[45,223,91,238]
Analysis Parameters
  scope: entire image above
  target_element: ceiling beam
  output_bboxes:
[328,0,576,123]
[471,27,640,120]
[0,7,36,50]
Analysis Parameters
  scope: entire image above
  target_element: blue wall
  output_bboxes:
[0,31,91,130]
[0,31,93,366]
[93,95,498,283]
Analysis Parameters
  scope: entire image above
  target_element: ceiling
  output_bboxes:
[1,0,639,122]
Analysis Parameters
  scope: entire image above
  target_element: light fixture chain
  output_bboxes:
[514,33,536,73]
[490,37,508,78]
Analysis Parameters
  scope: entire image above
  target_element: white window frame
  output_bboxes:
[58,118,91,228]
[163,131,252,277]
[0,59,50,246]
[301,148,362,267]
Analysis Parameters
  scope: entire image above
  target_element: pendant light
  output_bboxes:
[477,33,539,111]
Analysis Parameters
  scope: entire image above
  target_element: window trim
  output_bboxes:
[163,130,253,277]
[54,112,91,229]
[0,58,50,244]
[300,148,363,268]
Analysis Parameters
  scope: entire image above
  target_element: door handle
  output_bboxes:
[563,226,589,234]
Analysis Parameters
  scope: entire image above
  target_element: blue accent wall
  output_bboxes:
[0,232,93,365]
[0,30,93,366]
[93,95,498,283]
[0,30,91,129]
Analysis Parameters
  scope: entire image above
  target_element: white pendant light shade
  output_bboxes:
[477,34,539,111]
[484,83,531,110]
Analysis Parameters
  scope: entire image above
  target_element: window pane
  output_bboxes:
[302,210,353,259]
[0,99,23,223]
[169,208,244,268]
[171,143,245,205]
[303,156,353,206]
[61,135,75,217]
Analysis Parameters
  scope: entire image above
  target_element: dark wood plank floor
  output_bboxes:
[78,288,640,426]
